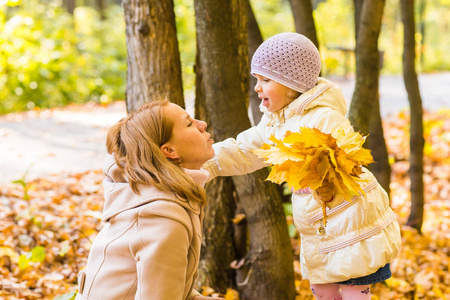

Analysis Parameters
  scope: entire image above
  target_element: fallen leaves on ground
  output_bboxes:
[0,110,449,299]
[0,171,104,299]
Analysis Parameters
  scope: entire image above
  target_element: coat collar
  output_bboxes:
[260,77,348,126]
[101,154,209,222]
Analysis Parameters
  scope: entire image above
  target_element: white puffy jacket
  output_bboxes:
[203,78,401,284]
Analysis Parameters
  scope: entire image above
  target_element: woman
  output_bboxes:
[76,99,223,300]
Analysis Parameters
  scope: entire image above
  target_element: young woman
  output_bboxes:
[76,99,223,300]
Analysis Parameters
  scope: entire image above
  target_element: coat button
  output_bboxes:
[317,226,326,235]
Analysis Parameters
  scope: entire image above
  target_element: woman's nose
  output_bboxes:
[196,120,207,132]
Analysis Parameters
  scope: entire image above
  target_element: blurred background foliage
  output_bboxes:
[0,0,127,114]
[1,0,449,114]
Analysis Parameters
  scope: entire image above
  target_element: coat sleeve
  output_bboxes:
[203,116,270,179]
[130,201,194,300]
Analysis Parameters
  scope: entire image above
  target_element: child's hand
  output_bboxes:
[316,180,334,202]
[193,295,225,300]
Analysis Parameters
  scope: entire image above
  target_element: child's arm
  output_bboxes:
[203,116,270,179]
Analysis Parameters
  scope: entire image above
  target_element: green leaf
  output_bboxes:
[288,224,297,238]
[12,179,26,187]
[283,203,293,216]
[30,246,46,263]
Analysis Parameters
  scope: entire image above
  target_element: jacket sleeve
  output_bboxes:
[203,116,270,179]
[131,201,194,300]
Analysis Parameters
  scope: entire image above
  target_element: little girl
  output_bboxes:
[76,99,223,300]
[203,33,401,299]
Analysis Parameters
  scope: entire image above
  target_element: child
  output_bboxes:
[76,99,223,300]
[203,33,401,299]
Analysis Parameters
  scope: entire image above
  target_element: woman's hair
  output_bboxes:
[106,98,207,205]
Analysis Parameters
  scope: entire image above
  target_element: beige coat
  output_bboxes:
[204,78,401,284]
[76,154,208,300]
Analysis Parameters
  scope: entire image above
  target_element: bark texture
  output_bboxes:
[348,0,385,135]
[232,169,296,300]
[367,97,391,196]
[288,0,320,48]
[401,0,425,233]
[123,0,184,113]
[196,177,237,290]
[194,0,295,298]
[350,0,390,194]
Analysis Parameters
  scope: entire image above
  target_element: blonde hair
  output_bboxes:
[106,99,207,205]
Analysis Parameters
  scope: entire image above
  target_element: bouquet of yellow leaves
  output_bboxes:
[253,126,374,225]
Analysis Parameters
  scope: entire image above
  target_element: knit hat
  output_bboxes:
[251,32,321,93]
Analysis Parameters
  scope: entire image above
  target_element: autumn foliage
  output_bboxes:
[0,110,449,299]
[253,126,374,225]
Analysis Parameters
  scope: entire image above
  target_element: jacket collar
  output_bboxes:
[101,154,209,222]
[261,77,348,126]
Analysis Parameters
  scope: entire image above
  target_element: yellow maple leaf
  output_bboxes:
[267,162,300,185]
[333,126,373,166]
[253,126,374,222]
[253,136,305,165]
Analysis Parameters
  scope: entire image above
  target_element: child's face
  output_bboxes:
[253,74,297,112]
[161,103,215,170]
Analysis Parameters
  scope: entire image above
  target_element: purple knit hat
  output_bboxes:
[251,32,321,93]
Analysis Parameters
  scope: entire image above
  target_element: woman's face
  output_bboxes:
[161,103,215,170]
[253,74,298,112]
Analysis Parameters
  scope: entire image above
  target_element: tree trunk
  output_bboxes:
[232,170,296,300]
[348,0,385,135]
[96,0,106,20]
[194,0,249,138]
[349,0,390,195]
[367,93,391,195]
[197,177,238,291]
[63,0,76,15]
[353,0,363,41]
[123,0,184,113]
[401,0,425,233]
[288,0,320,49]
[247,0,264,126]
[194,0,295,298]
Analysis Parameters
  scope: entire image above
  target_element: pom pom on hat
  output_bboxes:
[251,32,321,93]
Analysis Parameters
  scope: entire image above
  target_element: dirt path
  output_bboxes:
[0,102,126,184]
[1,73,449,184]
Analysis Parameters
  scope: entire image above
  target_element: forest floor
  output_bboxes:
[0,73,449,299]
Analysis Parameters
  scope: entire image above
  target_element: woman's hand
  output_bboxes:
[193,295,225,300]
[315,180,334,202]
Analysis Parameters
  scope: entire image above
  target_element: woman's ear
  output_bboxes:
[160,143,180,160]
